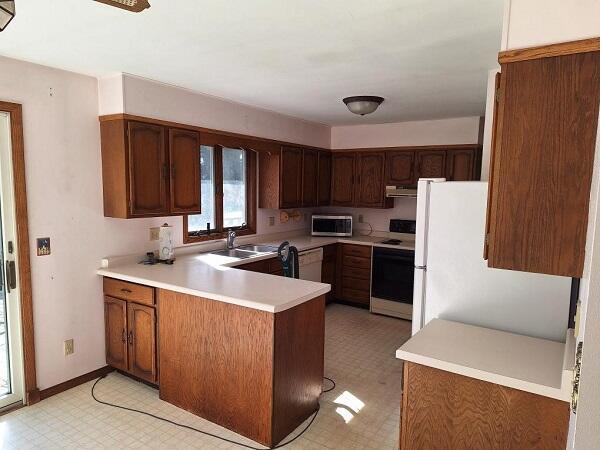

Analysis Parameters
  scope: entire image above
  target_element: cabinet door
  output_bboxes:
[169,129,201,214]
[302,149,319,207]
[317,151,332,206]
[355,152,387,207]
[487,53,600,277]
[386,151,415,186]
[127,122,169,216]
[415,150,446,180]
[279,146,303,208]
[446,148,476,181]
[104,296,128,372]
[127,303,157,383]
[331,153,356,206]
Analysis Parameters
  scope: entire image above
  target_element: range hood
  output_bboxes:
[386,186,418,198]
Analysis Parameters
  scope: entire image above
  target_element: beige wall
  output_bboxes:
[330,117,482,149]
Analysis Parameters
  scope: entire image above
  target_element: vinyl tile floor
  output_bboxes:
[0,303,412,449]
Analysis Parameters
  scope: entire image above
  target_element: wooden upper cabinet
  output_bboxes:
[128,122,169,217]
[331,153,356,206]
[279,146,303,208]
[127,302,157,383]
[415,150,446,180]
[100,118,202,218]
[446,148,478,181]
[302,149,319,207]
[317,151,332,206]
[386,151,415,186]
[169,129,201,214]
[487,51,600,277]
[355,152,390,208]
[104,296,128,372]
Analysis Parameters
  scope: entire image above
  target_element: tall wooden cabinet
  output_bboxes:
[486,46,600,277]
[386,150,415,186]
[317,151,332,206]
[103,278,158,384]
[415,150,446,179]
[354,152,391,208]
[100,118,201,218]
[331,153,356,206]
[301,149,319,207]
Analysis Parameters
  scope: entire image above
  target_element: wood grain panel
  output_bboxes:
[103,277,154,306]
[386,150,415,186]
[341,266,371,280]
[340,288,370,305]
[341,276,370,291]
[331,153,356,206]
[415,150,446,179]
[100,119,128,218]
[258,150,280,209]
[169,128,201,214]
[342,255,371,270]
[272,296,325,444]
[280,146,303,208]
[355,152,389,208]
[498,37,600,63]
[342,244,372,258]
[446,148,477,181]
[302,149,318,207]
[488,52,600,277]
[104,296,128,372]
[317,151,332,206]
[400,363,569,450]
[158,289,275,446]
[127,303,157,383]
[127,121,169,216]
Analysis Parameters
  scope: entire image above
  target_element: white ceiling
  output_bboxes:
[0,0,503,125]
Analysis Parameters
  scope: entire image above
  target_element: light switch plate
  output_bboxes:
[64,339,74,356]
[150,227,160,241]
[37,237,51,256]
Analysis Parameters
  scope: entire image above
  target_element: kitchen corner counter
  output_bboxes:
[97,251,330,313]
[396,319,573,402]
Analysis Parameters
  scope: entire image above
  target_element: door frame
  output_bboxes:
[0,101,38,405]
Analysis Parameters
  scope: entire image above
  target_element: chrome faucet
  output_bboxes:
[226,229,237,249]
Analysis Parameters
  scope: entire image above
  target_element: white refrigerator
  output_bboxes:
[412,179,572,342]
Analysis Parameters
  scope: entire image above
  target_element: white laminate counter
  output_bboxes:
[396,319,574,402]
[98,233,414,314]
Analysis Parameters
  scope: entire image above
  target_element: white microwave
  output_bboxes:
[311,215,353,237]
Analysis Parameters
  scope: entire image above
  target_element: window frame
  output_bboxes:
[184,144,257,243]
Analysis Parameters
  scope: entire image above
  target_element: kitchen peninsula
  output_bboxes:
[98,249,331,447]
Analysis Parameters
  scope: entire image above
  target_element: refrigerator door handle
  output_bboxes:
[415,265,426,270]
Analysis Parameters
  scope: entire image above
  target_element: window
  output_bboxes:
[185,145,256,242]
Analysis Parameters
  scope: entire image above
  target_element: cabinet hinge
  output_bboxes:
[572,341,583,414]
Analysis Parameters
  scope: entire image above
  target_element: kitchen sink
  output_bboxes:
[237,244,278,253]
[210,249,258,259]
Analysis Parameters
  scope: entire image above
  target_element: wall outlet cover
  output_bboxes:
[268,216,275,227]
[149,227,160,241]
[358,215,364,223]
[37,237,51,256]
[64,339,74,356]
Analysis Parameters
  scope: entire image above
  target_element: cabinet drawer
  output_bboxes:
[103,278,154,306]
[343,244,371,258]
[343,256,371,270]
[342,276,370,292]
[342,266,370,280]
[341,288,371,305]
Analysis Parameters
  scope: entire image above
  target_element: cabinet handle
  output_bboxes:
[128,331,133,345]
[122,329,126,343]
[120,288,132,294]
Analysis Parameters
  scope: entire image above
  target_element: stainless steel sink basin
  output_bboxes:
[237,244,278,253]
[210,249,258,259]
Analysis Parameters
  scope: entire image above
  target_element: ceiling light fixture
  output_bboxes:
[94,0,151,12]
[343,96,385,116]
[0,1,15,32]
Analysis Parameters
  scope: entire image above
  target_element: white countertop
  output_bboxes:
[396,319,574,402]
[98,232,415,313]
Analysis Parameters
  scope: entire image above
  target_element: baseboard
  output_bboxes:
[26,388,40,405]
[40,366,114,400]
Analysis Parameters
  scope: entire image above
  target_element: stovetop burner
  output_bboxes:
[380,239,403,245]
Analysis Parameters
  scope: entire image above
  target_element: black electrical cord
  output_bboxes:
[91,374,336,450]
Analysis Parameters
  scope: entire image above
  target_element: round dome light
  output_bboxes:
[343,96,384,116]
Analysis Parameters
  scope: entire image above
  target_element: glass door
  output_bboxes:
[0,112,24,409]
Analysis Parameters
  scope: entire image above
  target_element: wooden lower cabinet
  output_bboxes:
[103,278,158,384]
[104,296,128,372]
[321,245,337,303]
[337,244,372,307]
[400,362,569,450]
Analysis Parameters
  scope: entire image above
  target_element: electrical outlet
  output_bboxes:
[268,216,275,227]
[150,227,160,241]
[64,339,74,356]
[358,215,364,223]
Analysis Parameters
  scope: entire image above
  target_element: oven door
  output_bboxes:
[371,248,415,304]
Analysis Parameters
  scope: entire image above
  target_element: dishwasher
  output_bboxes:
[298,248,323,282]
